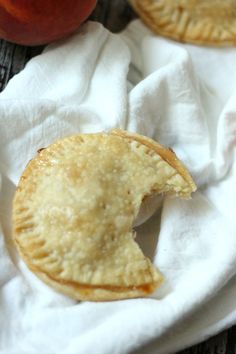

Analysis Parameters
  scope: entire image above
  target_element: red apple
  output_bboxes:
[0,0,97,45]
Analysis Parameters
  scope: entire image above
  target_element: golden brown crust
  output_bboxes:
[129,0,236,47]
[28,264,161,301]
[13,130,196,301]
[111,129,196,194]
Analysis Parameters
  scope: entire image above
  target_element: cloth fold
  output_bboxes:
[0,20,235,354]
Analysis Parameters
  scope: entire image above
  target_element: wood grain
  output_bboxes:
[0,40,43,91]
[0,0,235,353]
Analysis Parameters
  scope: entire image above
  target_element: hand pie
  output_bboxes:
[13,129,196,301]
[129,0,236,46]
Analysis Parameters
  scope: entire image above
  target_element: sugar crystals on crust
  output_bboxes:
[12,129,196,301]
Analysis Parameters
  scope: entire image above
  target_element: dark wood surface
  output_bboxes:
[0,1,235,353]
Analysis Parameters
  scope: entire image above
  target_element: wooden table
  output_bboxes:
[0,1,235,353]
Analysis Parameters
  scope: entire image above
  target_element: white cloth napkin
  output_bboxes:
[0,20,236,354]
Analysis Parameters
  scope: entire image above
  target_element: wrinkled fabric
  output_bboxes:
[0,20,235,354]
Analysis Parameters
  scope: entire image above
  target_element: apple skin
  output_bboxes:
[0,0,97,45]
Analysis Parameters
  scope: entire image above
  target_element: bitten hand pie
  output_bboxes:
[13,129,196,301]
[129,0,236,47]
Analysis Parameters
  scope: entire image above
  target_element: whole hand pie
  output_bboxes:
[13,129,196,301]
[129,0,236,47]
